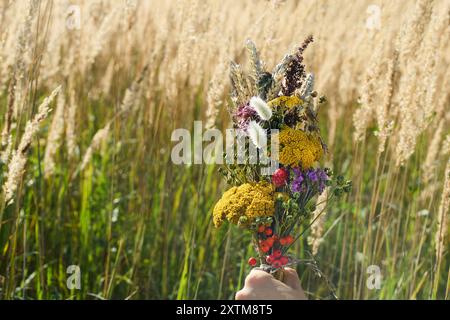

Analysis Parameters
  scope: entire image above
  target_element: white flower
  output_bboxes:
[247,121,267,149]
[249,96,272,120]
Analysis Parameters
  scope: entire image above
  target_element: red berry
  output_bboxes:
[257,225,265,233]
[285,235,294,245]
[248,257,257,267]
[273,249,282,258]
[272,168,288,187]
[260,244,270,253]
[265,237,275,247]
[264,228,273,236]
[279,238,287,246]
[272,260,282,268]
[266,255,274,264]
[280,256,289,265]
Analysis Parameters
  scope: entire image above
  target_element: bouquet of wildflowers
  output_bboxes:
[213,37,351,280]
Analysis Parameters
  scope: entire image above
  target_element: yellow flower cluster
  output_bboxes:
[268,95,303,109]
[212,182,275,227]
[277,128,323,168]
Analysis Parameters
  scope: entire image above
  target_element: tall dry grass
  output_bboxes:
[0,0,448,299]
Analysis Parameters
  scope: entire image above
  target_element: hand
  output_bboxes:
[235,267,307,300]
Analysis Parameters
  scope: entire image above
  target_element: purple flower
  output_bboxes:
[291,168,305,193]
[234,103,258,130]
[307,169,318,182]
[314,168,329,193]
[291,174,304,193]
[292,167,302,176]
[290,167,329,194]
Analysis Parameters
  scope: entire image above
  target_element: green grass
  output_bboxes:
[0,83,447,300]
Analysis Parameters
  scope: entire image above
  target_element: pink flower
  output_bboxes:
[272,168,288,187]
[234,103,257,130]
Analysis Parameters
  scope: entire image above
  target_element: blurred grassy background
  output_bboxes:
[0,0,448,299]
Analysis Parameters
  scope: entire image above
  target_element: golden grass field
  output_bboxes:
[0,0,449,299]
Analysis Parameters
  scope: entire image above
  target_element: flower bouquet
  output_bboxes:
[212,37,351,280]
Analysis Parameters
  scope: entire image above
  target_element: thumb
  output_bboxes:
[282,267,301,290]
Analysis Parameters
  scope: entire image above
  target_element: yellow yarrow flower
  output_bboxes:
[268,95,303,109]
[212,181,274,228]
[277,128,323,169]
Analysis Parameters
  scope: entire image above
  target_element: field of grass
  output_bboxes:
[0,0,448,300]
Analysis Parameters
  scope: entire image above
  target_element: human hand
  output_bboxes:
[235,267,307,300]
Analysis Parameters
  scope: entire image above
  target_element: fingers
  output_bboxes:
[282,267,301,290]
[245,268,273,287]
[235,289,250,300]
[239,269,278,300]
[246,268,300,290]
[236,269,275,300]
[282,268,307,300]
[236,268,307,300]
